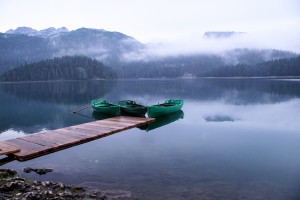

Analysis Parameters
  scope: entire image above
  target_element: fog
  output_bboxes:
[123,30,300,61]
[1,0,299,63]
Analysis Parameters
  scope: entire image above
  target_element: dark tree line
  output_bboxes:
[203,56,300,77]
[116,55,300,78]
[0,55,116,82]
[0,54,299,82]
[117,55,224,78]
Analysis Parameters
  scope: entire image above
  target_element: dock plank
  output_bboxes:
[19,135,60,148]
[51,130,91,140]
[108,116,148,123]
[0,116,154,161]
[54,128,99,138]
[38,131,79,144]
[75,124,117,133]
[93,121,139,128]
[0,142,20,155]
[30,132,76,146]
[3,139,50,158]
[88,122,129,129]
[64,126,110,136]
[81,124,120,132]
[101,119,140,125]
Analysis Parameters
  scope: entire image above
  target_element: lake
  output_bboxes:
[1,78,300,199]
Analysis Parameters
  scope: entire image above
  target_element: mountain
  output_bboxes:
[50,28,143,64]
[0,55,116,82]
[0,33,55,73]
[0,27,298,78]
[6,27,38,36]
[5,27,69,38]
[0,27,143,73]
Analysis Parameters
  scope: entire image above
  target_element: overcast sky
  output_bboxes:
[0,0,299,52]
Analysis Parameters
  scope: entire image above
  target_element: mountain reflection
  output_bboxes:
[1,79,300,105]
[109,78,300,105]
[0,80,116,104]
[0,78,299,134]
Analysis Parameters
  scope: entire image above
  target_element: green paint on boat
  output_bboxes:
[147,99,184,118]
[91,99,120,116]
[118,100,147,117]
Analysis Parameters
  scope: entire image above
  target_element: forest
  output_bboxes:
[0,55,299,82]
[203,56,300,77]
[0,55,116,82]
[117,55,300,78]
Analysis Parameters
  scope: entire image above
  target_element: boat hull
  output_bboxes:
[91,99,120,116]
[92,105,120,116]
[147,99,184,118]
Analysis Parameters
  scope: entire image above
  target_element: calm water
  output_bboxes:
[1,78,300,199]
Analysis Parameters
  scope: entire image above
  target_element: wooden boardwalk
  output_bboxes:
[0,116,155,161]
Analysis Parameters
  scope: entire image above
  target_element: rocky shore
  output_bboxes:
[0,168,129,200]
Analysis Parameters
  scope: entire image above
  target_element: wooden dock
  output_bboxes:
[0,116,155,161]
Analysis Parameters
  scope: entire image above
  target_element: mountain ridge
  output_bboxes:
[0,27,144,73]
[5,27,69,38]
[0,26,298,78]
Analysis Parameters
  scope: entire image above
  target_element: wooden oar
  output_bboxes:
[72,111,94,120]
[72,105,92,114]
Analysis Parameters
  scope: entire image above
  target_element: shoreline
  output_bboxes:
[0,76,299,84]
[0,168,131,200]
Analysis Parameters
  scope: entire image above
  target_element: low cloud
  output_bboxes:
[122,31,300,61]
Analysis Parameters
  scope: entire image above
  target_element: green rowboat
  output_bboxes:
[118,100,147,117]
[91,99,120,116]
[147,99,184,118]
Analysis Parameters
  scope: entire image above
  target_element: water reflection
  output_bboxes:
[0,80,116,104]
[1,79,300,106]
[92,111,118,120]
[1,78,299,135]
[204,115,234,122]
[0,129,26,141]
[107,78,300,105]
[0,80,117,133]
[1,78,300,199]
[139,110,184,132]
[1,78,299,134]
